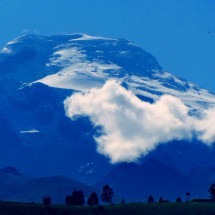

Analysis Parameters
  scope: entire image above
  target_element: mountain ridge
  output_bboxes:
[0,166,98,204]
[96,158,193,201]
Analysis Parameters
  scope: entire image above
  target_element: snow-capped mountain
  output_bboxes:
[1,33,215,110]
[0,33,215,200]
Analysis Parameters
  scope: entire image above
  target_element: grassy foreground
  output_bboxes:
[1,201,215,215]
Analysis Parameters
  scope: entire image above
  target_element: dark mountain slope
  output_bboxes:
[0,166,97,204]
[97,159,194,201]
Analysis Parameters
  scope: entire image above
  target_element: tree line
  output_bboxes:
[42,183,215,206]
[42,184,114,206]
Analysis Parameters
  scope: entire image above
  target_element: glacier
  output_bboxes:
[2,33,213,112]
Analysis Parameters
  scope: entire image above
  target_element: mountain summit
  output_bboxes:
[0,34,215,200]
[1,33,214,110]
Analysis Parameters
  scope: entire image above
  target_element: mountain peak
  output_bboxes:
[0,33,162,89]
[0,166,21,175]
[4,33,116,47]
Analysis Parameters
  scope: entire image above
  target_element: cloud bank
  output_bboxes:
[64,80,215,163]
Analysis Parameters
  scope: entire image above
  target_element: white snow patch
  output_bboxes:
[20,129,40,134]
[70,34,117,41]
[119,51,129,55]
[6,35,27,45]
[0,47,12,54]
[35,46,121,90]
[126,75,215,111]
[127,42,138,46]
[95,50,104,53]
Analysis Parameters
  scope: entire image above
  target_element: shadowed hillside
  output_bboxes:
[0,167,97,204]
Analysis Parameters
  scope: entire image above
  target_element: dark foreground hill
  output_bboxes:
[1,161,214,204]
[96,158,215,201]
[0,167,97,204]
[96,158,193,201]
[1,201,215,215]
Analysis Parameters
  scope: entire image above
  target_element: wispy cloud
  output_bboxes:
[64,80,215,163]
[21,29,39,34]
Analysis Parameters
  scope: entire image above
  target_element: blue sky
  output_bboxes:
[0,0,215,92]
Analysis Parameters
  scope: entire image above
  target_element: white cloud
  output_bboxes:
[195,108,215,144]
[64,80,215,163]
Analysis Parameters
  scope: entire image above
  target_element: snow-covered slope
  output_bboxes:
[0,33,215,191]
[1,33,215,112]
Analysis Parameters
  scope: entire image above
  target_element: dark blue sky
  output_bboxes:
[1,0,215,92]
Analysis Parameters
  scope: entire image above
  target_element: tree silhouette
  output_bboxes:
[65,190,85,206]
[65,195,72,206]
[42,195,52,205]
[121,199,125,204]
[186,192,191,202]
[101,184,114,204]
[176,197,182,202]
[148,195,154,203]
[71,190,85,206]
[87,192,99,206]
[159,197,164,203]
[209,183,215,200]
